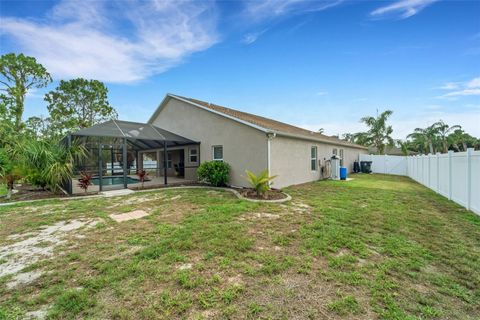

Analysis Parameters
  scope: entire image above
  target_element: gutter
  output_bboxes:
[271,131,368,150]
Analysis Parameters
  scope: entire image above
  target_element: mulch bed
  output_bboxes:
[0,184,98,203]
[239,188,288,200]
[0,184,67,203]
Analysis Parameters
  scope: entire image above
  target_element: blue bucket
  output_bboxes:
[340,167,347,180]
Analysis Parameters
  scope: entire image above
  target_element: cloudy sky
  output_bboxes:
[1,0,479,138]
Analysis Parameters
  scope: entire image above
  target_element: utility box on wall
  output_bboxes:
[331,157,340,180]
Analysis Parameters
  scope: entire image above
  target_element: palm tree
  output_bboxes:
[396,140,410,156]
[447,129,479,152]
[408,122,442,154]
[436,121,461,152]
[360,110,394,154]
[21,139,86,192]
[406,131,429,154]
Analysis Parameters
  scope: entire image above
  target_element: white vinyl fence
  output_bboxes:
[360,149,480,215]
[359,154,407,175]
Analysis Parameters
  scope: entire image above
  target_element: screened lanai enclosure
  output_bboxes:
[63,120,200,194]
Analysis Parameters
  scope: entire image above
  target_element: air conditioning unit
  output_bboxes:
[330,156,340,180]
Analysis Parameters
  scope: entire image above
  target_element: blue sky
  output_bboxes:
[1,0,479,138]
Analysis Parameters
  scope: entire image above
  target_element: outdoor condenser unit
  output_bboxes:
[330,156,340,180]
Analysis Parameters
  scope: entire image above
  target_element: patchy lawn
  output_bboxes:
[0,174,479,319]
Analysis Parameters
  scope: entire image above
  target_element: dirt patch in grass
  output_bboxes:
[0,218,100,278]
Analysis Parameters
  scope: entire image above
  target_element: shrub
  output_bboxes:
[244,169,277,197]
[78,172,93,193]
[197,161,230,187]
[21,139,86,191]
[136,169,148,188]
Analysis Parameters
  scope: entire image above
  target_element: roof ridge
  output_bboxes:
[169,94,366,149]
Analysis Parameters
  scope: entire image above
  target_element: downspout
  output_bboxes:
[267,132,276,181]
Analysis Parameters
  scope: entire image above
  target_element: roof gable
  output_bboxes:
[149,94,367,149]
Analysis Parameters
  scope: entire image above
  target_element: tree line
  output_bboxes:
[339,110,479,155]
[0,53,118,198]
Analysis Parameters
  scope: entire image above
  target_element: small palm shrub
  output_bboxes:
[244,169,277,197]
[78,172,93,193]
[21,139,86,192]
[197,161,230,187]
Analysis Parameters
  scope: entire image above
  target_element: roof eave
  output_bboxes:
[272,131,368,150]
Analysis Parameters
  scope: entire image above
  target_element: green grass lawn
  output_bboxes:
[0,184,6,197]
[0,174,479,319]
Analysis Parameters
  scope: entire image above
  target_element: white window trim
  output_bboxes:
[163,152,172,169]
[339,149,344,166]
[212,145,223,161]
[311,146,318,171]
[189,148,198,163]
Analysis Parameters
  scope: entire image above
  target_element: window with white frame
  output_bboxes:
[339,149,344,166]
[311,146,317,171]
[163,152,172,168]
[189,148,198,163]
[333,148,338,156]
[212,145,223,161]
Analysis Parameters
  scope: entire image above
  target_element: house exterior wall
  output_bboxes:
[150,98,269,187]
[270,135,367,188]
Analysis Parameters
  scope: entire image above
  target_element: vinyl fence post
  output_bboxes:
[422,154,425,185]
[436,152,440,193]
[384,155,388,174]
[448,150,453,200]
[466,148,473,211]
[428,153,431,188]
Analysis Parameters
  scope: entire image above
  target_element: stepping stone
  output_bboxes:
[109,210,149,222]
[101,189,135,197]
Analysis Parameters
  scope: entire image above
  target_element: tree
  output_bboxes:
[395,140,410,156]
[25,116,50,139]
[408,122,442,154]
[436,120,461,153]
[45,78,118,134]
[447,129,478,152]
[359,110,394,154]
[0,53,52,131]
[406,131,429,154]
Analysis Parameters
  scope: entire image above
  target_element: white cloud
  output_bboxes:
[242,29,268,44]
[441,89,480,98]
[240,0,343,44]
[316,91,328,96]
[244,0,344,21]
[437,76,480,98]
[438,82,459,90]
[370,0,438,19]
[466,77,480,88]
[0,0,218,83]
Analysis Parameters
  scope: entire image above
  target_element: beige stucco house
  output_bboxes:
[146,94,367,188]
